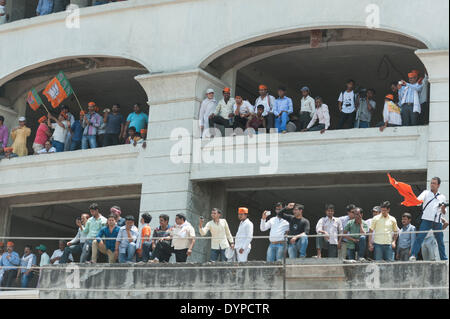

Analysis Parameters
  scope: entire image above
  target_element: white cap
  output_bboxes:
[206,88,215,94]
[18,116,26,122]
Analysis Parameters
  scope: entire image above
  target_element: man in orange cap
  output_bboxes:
[0,241,20,288]
[81,102,102,149]
[398,70,424,126]
[209,87,235,133]
[32,115,51,154]
[255,84,276,132]
[378,94,402,132]
[234,207,253,262]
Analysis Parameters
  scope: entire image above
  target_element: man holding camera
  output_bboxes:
[410,177,448,261]
[354,89,376,128]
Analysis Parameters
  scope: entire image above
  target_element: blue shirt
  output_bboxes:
[398,224,416,250]
[0,251,21,270]
[126,112,148,132]
[36,0,54,15]
[117,217,126,227]
[273,97,293,116]
[96,225,120,251]
[71,120,83,142]
[116,225,139,254]
[399,82,423,106]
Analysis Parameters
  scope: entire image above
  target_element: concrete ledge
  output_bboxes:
[36,260,448,299]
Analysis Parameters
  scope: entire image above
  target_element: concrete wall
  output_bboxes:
[0,0,449,84]
[36,260,449,299]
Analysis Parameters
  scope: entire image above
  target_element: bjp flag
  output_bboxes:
[26,88,43,111]
[387,173,423,207]
[43,71,74,108]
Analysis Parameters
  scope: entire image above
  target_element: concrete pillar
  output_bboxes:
[135,69,226,262]
[416,49,449,256]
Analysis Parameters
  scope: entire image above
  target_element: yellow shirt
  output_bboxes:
[11,126,31,156]
[370,214,398,245]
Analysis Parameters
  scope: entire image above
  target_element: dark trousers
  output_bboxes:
[209,116,231,129]
[419,102,429,125]
[60,244,83,264]
[401,104,418,126]
[103,133,120,147]
[210,249,227,262]
[97,134,105,147]
[264,113,275,132]
[70,140,81,151]
[233,116,248,130]
[1,269,18,288]
[338,111,356,129]
[152,241,172,262]
[308,123,325,132]
[140,242,152,262]
[316,237,338,257]
[174,248,188,262]
[298,112,312,131]
[53,0,70,12]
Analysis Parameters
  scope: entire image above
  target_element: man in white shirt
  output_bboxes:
[379,94,402,131]
[315,204,343,258]
[198,89,217,138]
[260,208,289,262]
[209,87,235,132]
[298,86,316,131]
[410,177,448,261]
[199,208,234,262]
[50,241,73,265]
[365,206,381,260]
[337,80,358,129]
[115,215,138,263]
[35,245,50,267]
[255,84,276,132]
[234,207,253,262]
[48,112,69,152]
[37,140,56,154]
[60,213,90,264]
[169,213,196,262]
[233,96,254,131]
[302,97,330,134]
[17,245,36,288]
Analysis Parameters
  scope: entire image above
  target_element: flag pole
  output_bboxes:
[72,91,84,112]
[40,102,50,114]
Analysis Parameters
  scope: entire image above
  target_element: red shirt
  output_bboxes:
[34,123,50,145]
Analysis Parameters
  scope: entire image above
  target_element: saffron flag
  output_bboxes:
[43,71,74,108]
[26,88,43,111]
[387,173,423,207]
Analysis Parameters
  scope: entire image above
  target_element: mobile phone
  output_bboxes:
[200,216,205,220]
[266,211,271,216]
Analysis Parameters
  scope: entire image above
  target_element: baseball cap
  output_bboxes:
[18,116,26,122]
[206,89,214,94]
[301,86,310,92]
[35,244,47,252]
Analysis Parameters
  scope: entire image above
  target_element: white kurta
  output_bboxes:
[198,98,217,137]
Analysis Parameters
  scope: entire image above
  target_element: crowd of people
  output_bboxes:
[199,69,428,137]
[0,0,127,25]
[0,68,429,158]
[0,177,447,289]
[0,102,148,159]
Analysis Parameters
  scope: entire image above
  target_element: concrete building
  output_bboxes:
[0,0,448,265]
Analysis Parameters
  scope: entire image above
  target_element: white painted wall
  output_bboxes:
[0,0,449,84]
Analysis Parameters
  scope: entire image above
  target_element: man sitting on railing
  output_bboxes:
[60,214,90,264]
[36,0,54,16]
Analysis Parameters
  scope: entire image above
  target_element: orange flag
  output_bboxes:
[387,173,423,207]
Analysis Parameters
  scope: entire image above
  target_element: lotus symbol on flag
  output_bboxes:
[48,83,60,100]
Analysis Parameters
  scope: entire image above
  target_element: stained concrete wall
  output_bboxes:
[37,260,448,299]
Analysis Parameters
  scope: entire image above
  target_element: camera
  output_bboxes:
[358,88,367,99]
[438,202,449,208]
